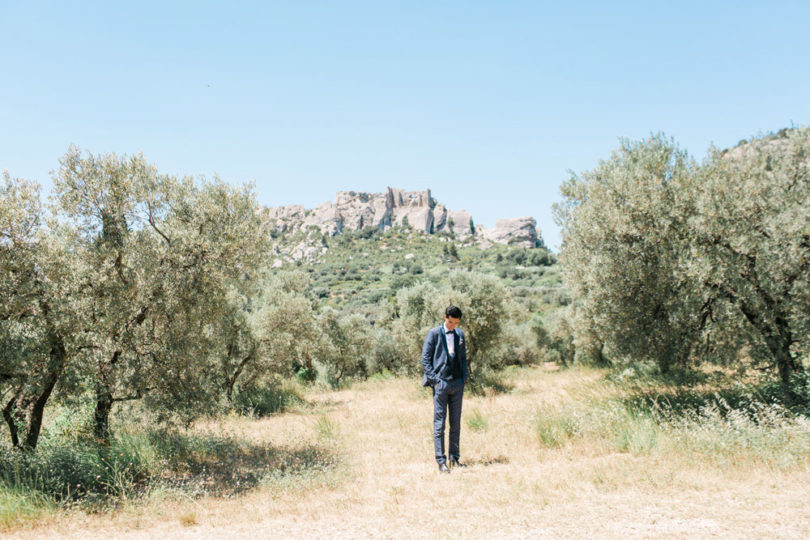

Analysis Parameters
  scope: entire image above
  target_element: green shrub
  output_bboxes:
[466,409,489,432]
[368,333,408,375]
[232,381,304,416]
[296,366,317,383]
[0,414,339,524]
[311,287,330,299]
[534,407,579,448]
[466,369,514,396]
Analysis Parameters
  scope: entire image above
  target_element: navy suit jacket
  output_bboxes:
[421,325,467,387]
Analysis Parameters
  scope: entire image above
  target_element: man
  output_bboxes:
[421,305,468,473]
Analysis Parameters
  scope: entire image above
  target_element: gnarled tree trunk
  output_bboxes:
[93,350,120,443]
[2,332,66,450]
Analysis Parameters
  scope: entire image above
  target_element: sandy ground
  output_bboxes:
[7,367,810,539]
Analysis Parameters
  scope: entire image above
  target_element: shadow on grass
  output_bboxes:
[617,370,810,420]
[304,397,350,412]
[148,430,338,497]
[607,364,720,387]
[467,455,510,466]
[466,371,515,396]
[0,429,339,507]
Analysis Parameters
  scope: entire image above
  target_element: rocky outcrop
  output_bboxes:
[263,187,476,237]
[303,202,343,236]
[264,204,305,233]
[262,188,542,259]
[478,217,540,248]
[447,210,473,238]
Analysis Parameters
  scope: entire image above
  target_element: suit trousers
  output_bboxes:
[433,377,464,464]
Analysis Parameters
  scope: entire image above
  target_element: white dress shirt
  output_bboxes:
[443,323,456,356]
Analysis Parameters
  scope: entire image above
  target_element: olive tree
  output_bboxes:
[314,307,374,386]
[687,129,810,381]
[221,271,317,401]
[391,270,511,377]
[555,129,810,380]
[554,134,704,372]
[1,174,78,449]
[52,147,269,440]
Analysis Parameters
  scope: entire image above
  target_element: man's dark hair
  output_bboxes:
[445,305,462,319]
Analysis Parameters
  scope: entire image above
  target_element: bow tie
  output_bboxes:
[446,330,455,334]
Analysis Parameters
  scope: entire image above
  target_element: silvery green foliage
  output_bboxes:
[539,306,576,366]
[555,129,810,379]
[1,173,46,447]
[446,270,509,371]
[1,173,82,448]
[555,134,702,371]
[314,307,374,386]
[391,280,443,371]
[241,271,318,389]
[391,270,510,375]
[0,173,41,354]
[212,278,263,404]
[50,147,270,438]
[688,129,810,380]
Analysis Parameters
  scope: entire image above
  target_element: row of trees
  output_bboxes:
[1,148,271,449]
[2,148,551,450]
[215,268,543,394]
[554,128,810,381]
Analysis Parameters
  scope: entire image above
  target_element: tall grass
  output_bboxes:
[533,372,810,469]
[0,486,53,531]
[0,435,154,504]
[0,409,338,529]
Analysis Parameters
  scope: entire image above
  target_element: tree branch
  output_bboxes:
[114,251,129,286]
[148,202,172,246]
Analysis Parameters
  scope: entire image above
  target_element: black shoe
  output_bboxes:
[449,458,465,468]
[438,462,450,473]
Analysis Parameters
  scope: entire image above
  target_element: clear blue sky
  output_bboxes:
[2,1,809,250]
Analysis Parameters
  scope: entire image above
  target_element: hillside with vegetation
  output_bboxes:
[285,225,559,311]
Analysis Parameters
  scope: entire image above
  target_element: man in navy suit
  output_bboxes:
[421,305,468,473]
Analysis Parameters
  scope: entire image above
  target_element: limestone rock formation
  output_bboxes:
[264,204,305,233]
[303,202,343,236]
[261,188,542,259]
[262,187,476,238]
[447,210,473,238]
[478,217,540,248]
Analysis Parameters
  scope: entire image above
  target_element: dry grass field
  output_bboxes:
[4,365,810,539]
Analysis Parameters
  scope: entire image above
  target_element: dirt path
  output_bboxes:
[8,368,810,539]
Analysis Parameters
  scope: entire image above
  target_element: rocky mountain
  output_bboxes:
[262,187,542,262]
